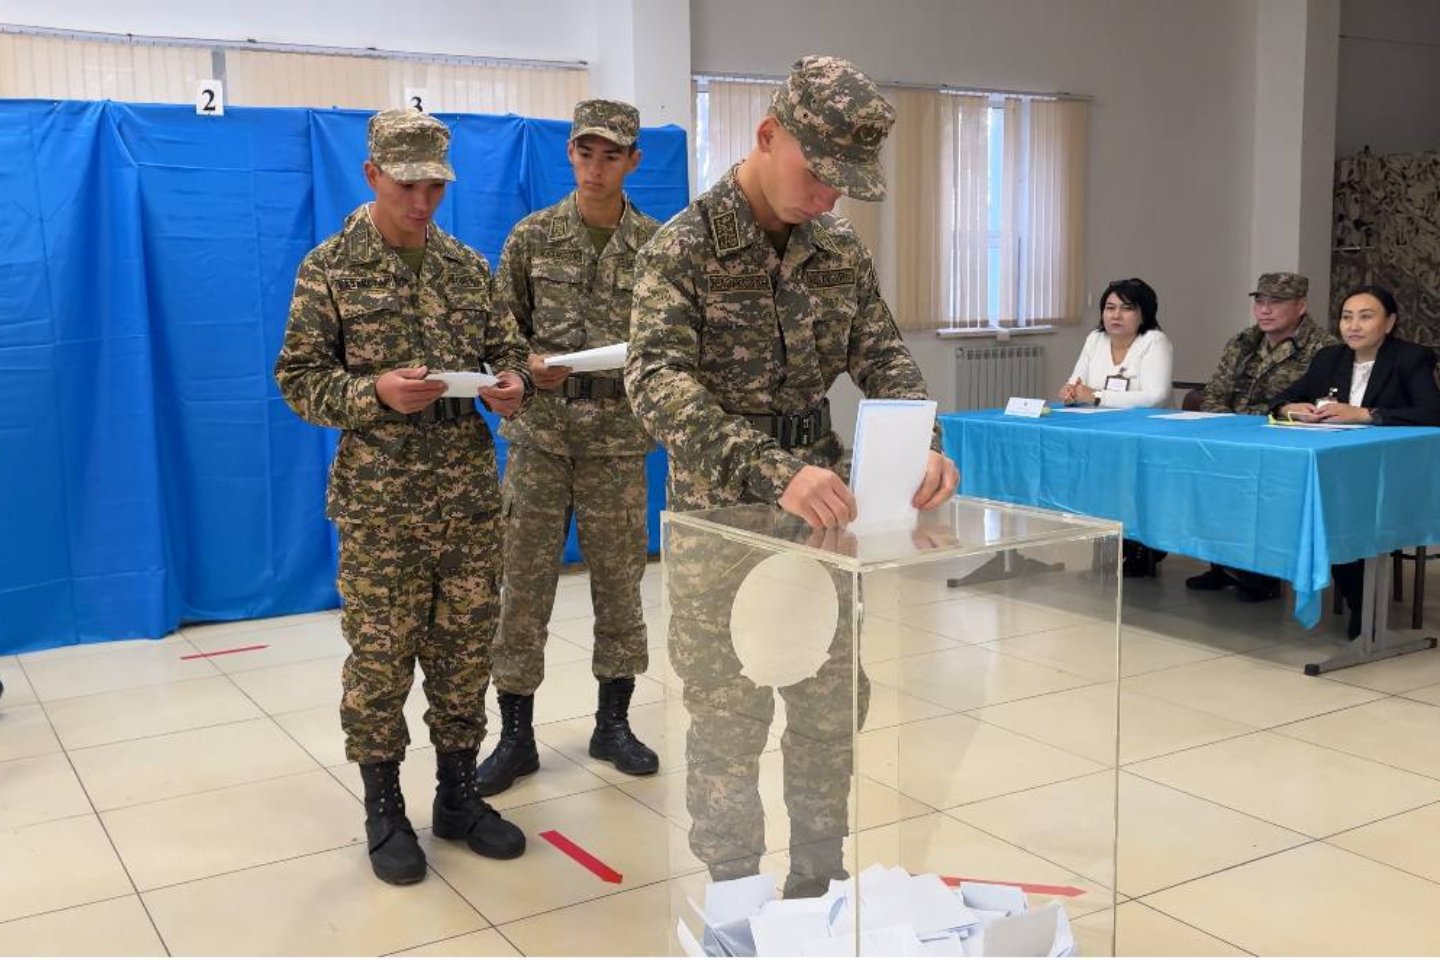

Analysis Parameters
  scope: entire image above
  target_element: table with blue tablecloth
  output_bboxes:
[939,408,1440,640]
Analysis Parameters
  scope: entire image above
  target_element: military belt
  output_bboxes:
[404,397,478,424]
[743,400,831,450]
[560,374,626,401]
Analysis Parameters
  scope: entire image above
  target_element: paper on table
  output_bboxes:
[1265,416,1370,430]
[543,341,627,373]
[850,399,937,532]
[1150,411,1234,420]
[424,371,497,397]
[1049,405,1125,414]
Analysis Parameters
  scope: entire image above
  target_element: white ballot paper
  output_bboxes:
[850,399,937,532]
[424,371,498,397]
[543,341,627,373]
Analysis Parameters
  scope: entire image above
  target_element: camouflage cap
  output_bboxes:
[1250,272,1309,299]
[769,55,895,202]
[368,109,455,182]
[570,99,640,147]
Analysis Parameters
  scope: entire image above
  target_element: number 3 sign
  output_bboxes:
[196,79,225,117]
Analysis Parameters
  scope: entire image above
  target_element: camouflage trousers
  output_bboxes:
[336,514,501,764]
[493,444,649,696]
[666,524,869,884]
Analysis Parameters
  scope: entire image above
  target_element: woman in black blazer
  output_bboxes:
[1273,284,1440,636]
[1274,285,1440,427]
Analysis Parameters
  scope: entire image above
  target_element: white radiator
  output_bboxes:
[953,344,1046,410]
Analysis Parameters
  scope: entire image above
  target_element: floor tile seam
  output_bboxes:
[89,763,333,817]
[1122,897,1258,956]
[50,708,279,754]
[1259,713,1440,787]
[133,837,373,897]
[209,648,352,677]
[31,670,256,711]
[0,891,169,945]
[1116,767,1329,840]
[1115,829,1316,902]
[1310,831,1440,890]
[488,874,675,936]
[376,919,500,957]
[1114,678,1385,727]
[936,799,1120,897]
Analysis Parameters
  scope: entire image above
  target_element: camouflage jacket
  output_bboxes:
[1199,315,1339,414]
[624,166,931,511]
[274,204,529,523]
[497,192,659,457]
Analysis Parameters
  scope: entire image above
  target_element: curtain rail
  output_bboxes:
[0,22,587,70]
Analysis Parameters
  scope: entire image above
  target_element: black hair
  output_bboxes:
[1096,277,1160,333]
[1343,283,1399,319]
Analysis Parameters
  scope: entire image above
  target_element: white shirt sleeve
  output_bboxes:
[1094,330,1174,408]
[1066,330,1102,391]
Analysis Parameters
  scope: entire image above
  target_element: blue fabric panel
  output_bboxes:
[0,101,689,653]
[939,408,1440,628]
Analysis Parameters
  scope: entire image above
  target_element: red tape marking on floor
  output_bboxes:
[941,875,1086,897]
[180,644,269,660]
[540,829,623,884]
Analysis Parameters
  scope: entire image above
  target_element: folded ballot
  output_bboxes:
[423,370,498,397]
[675,865,1076,957]
[543,341,627,373]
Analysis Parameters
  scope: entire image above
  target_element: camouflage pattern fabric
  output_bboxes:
[336,513,501,763]
[1249,271,1309,299]
[1199,316,1339,414]
[570,99,640,147]
[493,444,649,695]
[368,108,456,182]
[498,192,659,458]
[624,166,932,512]
[665,517,866,887]
[768,55,895,202]
[274,204,529,523]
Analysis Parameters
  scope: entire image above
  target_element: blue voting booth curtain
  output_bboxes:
[0,101,688,654]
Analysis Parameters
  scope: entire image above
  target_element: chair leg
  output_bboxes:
[1393,549,1404,603]
[1332,582,1344,616]
[1413,547,1426,631]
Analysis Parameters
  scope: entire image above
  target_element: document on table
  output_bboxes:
[423,371,498,397]
[1265,417,1370,431]
[1049,406,1125,414]
[850,399,937,532]
[543,341,627,372]
[1149,411,1234,420]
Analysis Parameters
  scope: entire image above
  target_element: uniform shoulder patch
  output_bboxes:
[709,209,743,256]
[706,272,770,293]
[333,275,395,291]
[804,267,856,289]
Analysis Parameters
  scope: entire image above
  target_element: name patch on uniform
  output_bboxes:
[804,268,856,289]
[334,276,394,291]
[539,249,587,265]
[707,272,770,293]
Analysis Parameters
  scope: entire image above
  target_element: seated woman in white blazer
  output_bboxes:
[1057,277,1174,577]
[1057,277,1174,409]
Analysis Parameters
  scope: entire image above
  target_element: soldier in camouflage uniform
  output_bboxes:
[1189,271,1339,600]
[475,100,662,794]
[624,56,959,896]
[274,109,532,886]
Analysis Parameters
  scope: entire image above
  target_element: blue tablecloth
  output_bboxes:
[939,408,1440,627]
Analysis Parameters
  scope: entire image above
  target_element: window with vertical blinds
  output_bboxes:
[694,76,1088,332]
[0,30,586,120]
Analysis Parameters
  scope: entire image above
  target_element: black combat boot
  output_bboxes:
[474,692,539,796]
[589,677,659,775]
[358,761,426,885]
[433,749,526,859]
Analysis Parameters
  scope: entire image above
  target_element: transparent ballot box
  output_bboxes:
[659,496,1122,957]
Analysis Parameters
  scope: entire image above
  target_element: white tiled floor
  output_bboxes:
[3,556,1440,956]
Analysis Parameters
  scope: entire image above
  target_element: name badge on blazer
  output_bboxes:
[1104,374,1131,392]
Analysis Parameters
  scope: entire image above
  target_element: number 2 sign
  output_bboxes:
[196,79,225,117]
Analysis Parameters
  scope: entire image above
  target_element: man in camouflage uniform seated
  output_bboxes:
[477,100,663,795]
[275,109,532,885]
[625,56,959,897]
[1189,271,1339,600]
